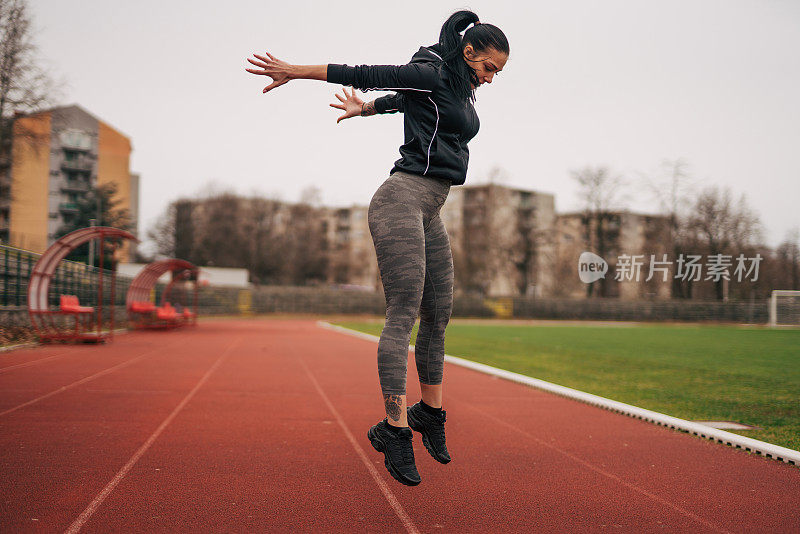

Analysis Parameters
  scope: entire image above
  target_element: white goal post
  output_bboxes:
[769,290,800,327]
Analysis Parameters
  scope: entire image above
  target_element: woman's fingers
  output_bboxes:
[262,79,288,93]
[330,103,345,110]
[253,53,273,64]
[247,57,268,68]
[335,93,345,102]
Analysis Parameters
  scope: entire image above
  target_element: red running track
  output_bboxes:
[0,318,798,533]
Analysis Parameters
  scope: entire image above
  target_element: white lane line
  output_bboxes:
[0,343,177,418]
[0,342,40,354]
[0,350,79,374]
[297,357,420,534]
[316,321,800,465]
[314,322,734,532]
[64,337,240,534]
[460,400,734,534]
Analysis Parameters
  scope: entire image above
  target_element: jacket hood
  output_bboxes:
[411,43,445,64]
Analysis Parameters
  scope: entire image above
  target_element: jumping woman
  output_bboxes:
[246,10,509,486]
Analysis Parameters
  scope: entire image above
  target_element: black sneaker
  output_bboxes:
[367,419,421,486]
[407,402,451,464]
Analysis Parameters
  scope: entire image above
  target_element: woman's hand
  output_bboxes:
[246,52,295,93]
[329,88,364,123]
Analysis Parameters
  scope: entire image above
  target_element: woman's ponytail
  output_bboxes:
[439,10,481,103]
[438,10,510,103]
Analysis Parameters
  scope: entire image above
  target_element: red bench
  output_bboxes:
[181,308,197,326]
[129,301,156,313]
[58,295,94,336]
[60,295,94,314]
[156,303,179,323]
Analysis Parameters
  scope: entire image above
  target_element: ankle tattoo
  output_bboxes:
[383,394,402,422]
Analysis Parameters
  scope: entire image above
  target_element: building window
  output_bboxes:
[59,129,92,150]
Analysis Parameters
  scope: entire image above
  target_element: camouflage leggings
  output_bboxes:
[368,170,453,396]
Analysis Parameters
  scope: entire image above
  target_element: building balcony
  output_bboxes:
[61,181,89,193]
[59,202,80,213]
[61,159,93,172]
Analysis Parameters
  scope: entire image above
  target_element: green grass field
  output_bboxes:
[333,320,800,451]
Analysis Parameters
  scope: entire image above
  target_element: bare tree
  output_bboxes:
[458,185,498,295]
[276,199,327,285]
[147,191,331,286]
[245,196,284,284]
[688,187,761,252]
[571,165,629,297]
[0,0,59,161]
[641,158,695,297]
[299,185,322,207]
[686,186,761,300]
[193,193,250,268]
[148,202,179,258]
[774,227,800,290]
[486,165,510,185]
[573,165,628,215]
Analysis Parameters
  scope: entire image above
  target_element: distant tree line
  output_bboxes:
[571,160,799,300]
[144,162,799,301]
[148,188,329,286]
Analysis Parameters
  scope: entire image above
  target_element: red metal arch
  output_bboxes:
[27,226,138,342]
[126,259,199,328]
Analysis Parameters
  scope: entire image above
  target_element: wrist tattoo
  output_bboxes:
[361,101,376,117]
[383,394,402,422]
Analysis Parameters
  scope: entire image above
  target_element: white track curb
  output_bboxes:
[0,328,131,353]
[316,320,800,466]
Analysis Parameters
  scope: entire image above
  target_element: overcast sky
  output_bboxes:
[28,0,800,250]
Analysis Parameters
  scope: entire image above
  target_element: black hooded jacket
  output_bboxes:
[327,43,480,185]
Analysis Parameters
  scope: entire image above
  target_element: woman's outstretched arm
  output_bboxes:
[246,51,437,93]
[329,89,405,123]
[245,52,327,93]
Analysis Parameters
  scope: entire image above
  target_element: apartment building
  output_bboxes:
[328,183,557,297]
[441,184,556,297]
[322,205,378,289]
[556,211,672,299]
[160,181,673,300]
[1,105,138,261]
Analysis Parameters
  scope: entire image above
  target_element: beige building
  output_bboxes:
[328,183,557,297]
[556,211,672,299]
[441,184,557,297]
[162,180,672,301]
[321,205,378,289]
[1,105,139,260]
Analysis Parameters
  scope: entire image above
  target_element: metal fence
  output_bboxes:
[0,243,776,325]
[0,243,136,308]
